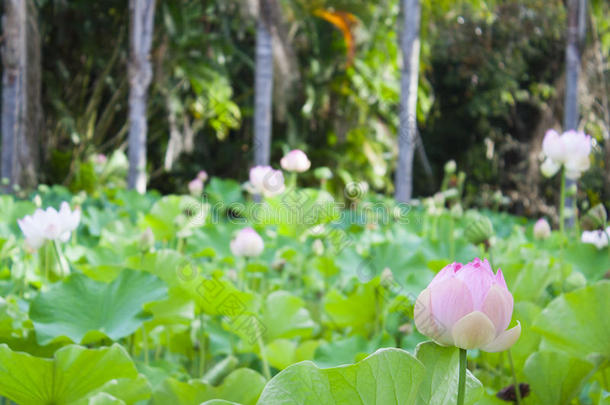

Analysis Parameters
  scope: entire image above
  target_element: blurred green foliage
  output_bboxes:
[33,0,609,211]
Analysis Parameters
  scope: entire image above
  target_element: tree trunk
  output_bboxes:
[253,0,274,167]
[395,0,421,203]
[127,0,156,193]
[415,130,435,191]
[1,0,42,191]
[563,0,587,228]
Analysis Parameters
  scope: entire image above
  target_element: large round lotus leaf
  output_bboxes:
[125,249,190,287]
[0,343,145,405]
[324,279,379,335]
[30,269,168,345]
[532,281,610,359]
[0,195,36,237]
[139,195,204,241]
[523,351,594,405]
[565,243,610,281]
[260,290,316,342]
[152,368,266,405]
[264,339,321,370]
[313,334,393,368]
[74,375,152,405]
[123,251,259,316]
[256,348,424,405]
[81,393,125,405]
[414,342,484,405]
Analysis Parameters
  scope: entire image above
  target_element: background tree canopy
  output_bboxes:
[14,0,610,216]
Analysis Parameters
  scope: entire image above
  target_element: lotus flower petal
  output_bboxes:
[455,258,495,308]
[451,311,496,350]
[429,262,462,288]
[482,284,513,332]
[280,149,311,173]
[414,288,452,345]
[429,277,474,332]
[412,257,519,352]
[248,166,285,197]
[481,322,521,353]
[17,202,80,251]
[230,227,264,257]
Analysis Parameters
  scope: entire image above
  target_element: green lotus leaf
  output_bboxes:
[523,351,594,405]
[265,339,321,370]
[0,343,143,405]
[565,243,610,281]
[139,195,205,241]
[30,269,168,345]
[256,348,424,404]
[152,368,266,405]
[185,223,236,259]
[414,342,484,405]
[324,279,379,335]
[83,393,125,405]
[313,334,394,368]
[75,374,152,404]
[532,281,610,359]
[205,177,245,208]
[261,291,315,342]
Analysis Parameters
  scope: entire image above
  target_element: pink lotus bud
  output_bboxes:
[247,166,285,197]
[414,258,520,352]
[230,227,264,257]
[280,149,311,173]
[197,170,208,182]
[188,178,204,196]
[533,218,551,240]
[94,154,107,165]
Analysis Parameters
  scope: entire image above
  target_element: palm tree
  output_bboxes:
[253,0,274,167]
[1,0,42,191]
[127,0,156,193]
[563,0,587,228]
[395,0,421,203]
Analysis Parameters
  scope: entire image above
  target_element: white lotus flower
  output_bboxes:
[564,153,591,180]
[230,227,264,257]
[533,218,551,240]
[280,150,311,173]
[581,229,609,250]
[246,166,285,197]
[17,202,81,250]
[542,129,567,164]
[541,129,591,179]
[188,178,204,196]
[562,130,592,159]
